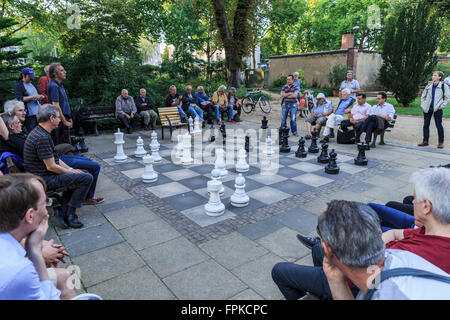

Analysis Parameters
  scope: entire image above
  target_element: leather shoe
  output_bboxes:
[438,142,444,149]
[418,141,428,147]
[296,234,320,250]
[65,213,84,229]
[319,136,329,143]
[53,207,69,229]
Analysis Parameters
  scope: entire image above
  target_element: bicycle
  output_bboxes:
[241,88,272,114]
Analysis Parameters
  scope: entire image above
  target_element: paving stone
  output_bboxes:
[199,232,268,270]
[95,174,120,192]
[288,162,323,172]
[343,181,376,193]
[270,180,313,196]
[291,173,334,187]
[121,167,145,180]
[139,236,209,278]
[256,227,310,262]
[362,175,409,190]
[238,217,285,240]
[229,289,264,300]
[96,198,141,214]
[181,205,236,228]
[163,260,247,300]
[247,186,291,205]
[121,219,181,251]
[339,163,369,174]
[95,188,134,205]
[273,208,318,235]
[88,266,175,300]
[294,253,314,267]
[72,242,145,287]
[55,205,108,236]
[104,205,159,230]
[231,253,285,300]
[59,223,124,257]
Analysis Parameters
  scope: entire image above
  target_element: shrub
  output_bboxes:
[271,76,287,88]
[328,64,347,89]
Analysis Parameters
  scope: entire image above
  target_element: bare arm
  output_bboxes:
[43,157,74,174]
[382,229,404,243]
[0,115,8,140]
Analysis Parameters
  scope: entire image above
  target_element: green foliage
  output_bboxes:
[379,1,440,106]
[328,64,347,89]
[436,61,450,76]
[271,76,287,88]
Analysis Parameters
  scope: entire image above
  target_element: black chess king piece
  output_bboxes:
[295,137,307,158]
[354,142,369,166]
[261,116,268,129]
[308,129,319,153]
[325,149,340,174]
[317,142,330,163]
[280,127,291,153]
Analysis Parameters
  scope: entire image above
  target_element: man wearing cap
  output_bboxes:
[14,68,44,133]
[305,93,332,139]
[227,87,241,122]
[339,70,360,100]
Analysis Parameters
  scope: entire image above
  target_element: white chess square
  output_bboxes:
[339,163,368,174]
[291,173,334,187]
[103,157,136,165]
[246,173,288,185]
[288,162,323,172]
[247,186,291,205]
[121,167,145,179]
[162,169,200,181]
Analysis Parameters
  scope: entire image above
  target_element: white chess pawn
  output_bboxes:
[209,168,224,196]
[214,148,228,178]
[150,131,162,163]
[114,128,127,162]
[188,117,194,135]
[193,116,201,135]
[235,148,249,173]
[231,174,249,207]
[142,154,158,183]
[266,136,274,156]
[134,136,147,157]
[181,134,193,165]
[205,169,225,216]
[176,135,183,159]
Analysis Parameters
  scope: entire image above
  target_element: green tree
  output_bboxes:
[379,1,441,106]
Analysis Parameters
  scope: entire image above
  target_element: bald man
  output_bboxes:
[115,89,140,134]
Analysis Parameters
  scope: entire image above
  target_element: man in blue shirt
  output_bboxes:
[339,70,360,100]
[305,93,332,139]
[321,88,355,142]
[281,75,300,136]
[196,86,214,124]
[0,173,62,299]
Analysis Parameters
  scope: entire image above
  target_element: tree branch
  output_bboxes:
[8,19,33,35]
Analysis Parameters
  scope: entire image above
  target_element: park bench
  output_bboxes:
[371,114,398,148]
[158,106,187,140]
[80,106,117,136]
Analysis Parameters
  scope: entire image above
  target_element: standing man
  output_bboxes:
[340,93,371,133]
[38,65,51,104]
[293,72,302,100]
[304,93,333,139]
[321,88,355,142]
[14,68,44,133]
[135,88,157,131]
[339,70,360,100]
[281,75,300,136]
[115,89,140,134]
[47,63,72,145]
[352,92,396,144]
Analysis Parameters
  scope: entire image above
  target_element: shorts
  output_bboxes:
[306,116,327,125]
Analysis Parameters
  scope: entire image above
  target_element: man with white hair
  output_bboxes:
[4,100,27,128]
[321,88,355,142]
[115,89,140,134]
[212,85,235,124]
[339,70,360,100]
[305,93,332,139]
[293,72,301,99]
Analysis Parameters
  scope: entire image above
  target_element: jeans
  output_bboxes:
[117,113,140,130]
[214,104,233,121]
[139,110,158,129]
[281,104,298,134]
[177,105,187,119]
[60,154,101,199]
[356,115,389,143]
[423,108,444,143]
[43,172,93,210]
[186,105,204,121]
[368,203,415,232]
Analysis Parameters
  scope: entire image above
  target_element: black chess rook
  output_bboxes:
[325,149,340,174]
[355,142,369,166]
[280,127,291,153]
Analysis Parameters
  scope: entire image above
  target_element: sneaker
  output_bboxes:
[217,120,222,125]
[227,119,236,123]
[83,197,105,205]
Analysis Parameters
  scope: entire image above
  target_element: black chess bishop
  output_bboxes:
[280,127,291,153]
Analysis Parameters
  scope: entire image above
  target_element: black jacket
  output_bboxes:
[14,80,40,112]
[181,93,199,111]
[134,96,154,113]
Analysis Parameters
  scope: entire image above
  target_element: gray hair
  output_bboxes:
[0,112,16,126]
[342,88,351,95]
[218,85,226,92]
[49,63,61,79]
[197,86,203,91]
[317,200,385,268]
[410,167,450,224]
[37,104,59,123]
[4,100,24,113]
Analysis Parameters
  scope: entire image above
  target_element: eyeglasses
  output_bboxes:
[45,197,53,207]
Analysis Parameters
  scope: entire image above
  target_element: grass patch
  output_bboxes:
[366,98,450,118]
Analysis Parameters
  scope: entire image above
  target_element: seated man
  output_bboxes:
[305,93,332,139]
[227,87,242,122]
[212,85,235,125]
[196,86,214,124]
[23,104,93,229]
[352,91,396,144]
[135,88,157,131]
[339,92,371,133]
[181,85,204,123]
[0,112,103,206]
[4,99,27,133]
[166,85,187,122]
[115,89,140,134]
[321,88,355,142]
[272,167,450,300]
[0,173,71,299]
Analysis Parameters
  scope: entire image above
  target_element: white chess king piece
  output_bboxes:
[210,168,224,196]
[188,117,194,135]
[114,128,127,162]
[214,148,228,178]
[231,174,249,207]
[266,136,274,156]
[235,148,249,173]
[193,116,201,135]
[181,134,193,165]
[205,169,225,217]
[150,132,162,163]
[142,154,158,183]
[135,136,147,157]
[176,135,183,159]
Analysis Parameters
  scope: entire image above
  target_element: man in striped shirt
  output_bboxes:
[281,75,300,136]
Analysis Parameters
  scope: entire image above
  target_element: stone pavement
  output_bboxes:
[46,120,450,300]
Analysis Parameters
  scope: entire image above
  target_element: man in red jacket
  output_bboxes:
[38,65,51,104]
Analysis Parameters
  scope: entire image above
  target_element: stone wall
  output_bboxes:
[355,51,383,91]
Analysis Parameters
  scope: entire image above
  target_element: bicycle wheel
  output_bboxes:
[258,95,272,114]
[241,97,254,114]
